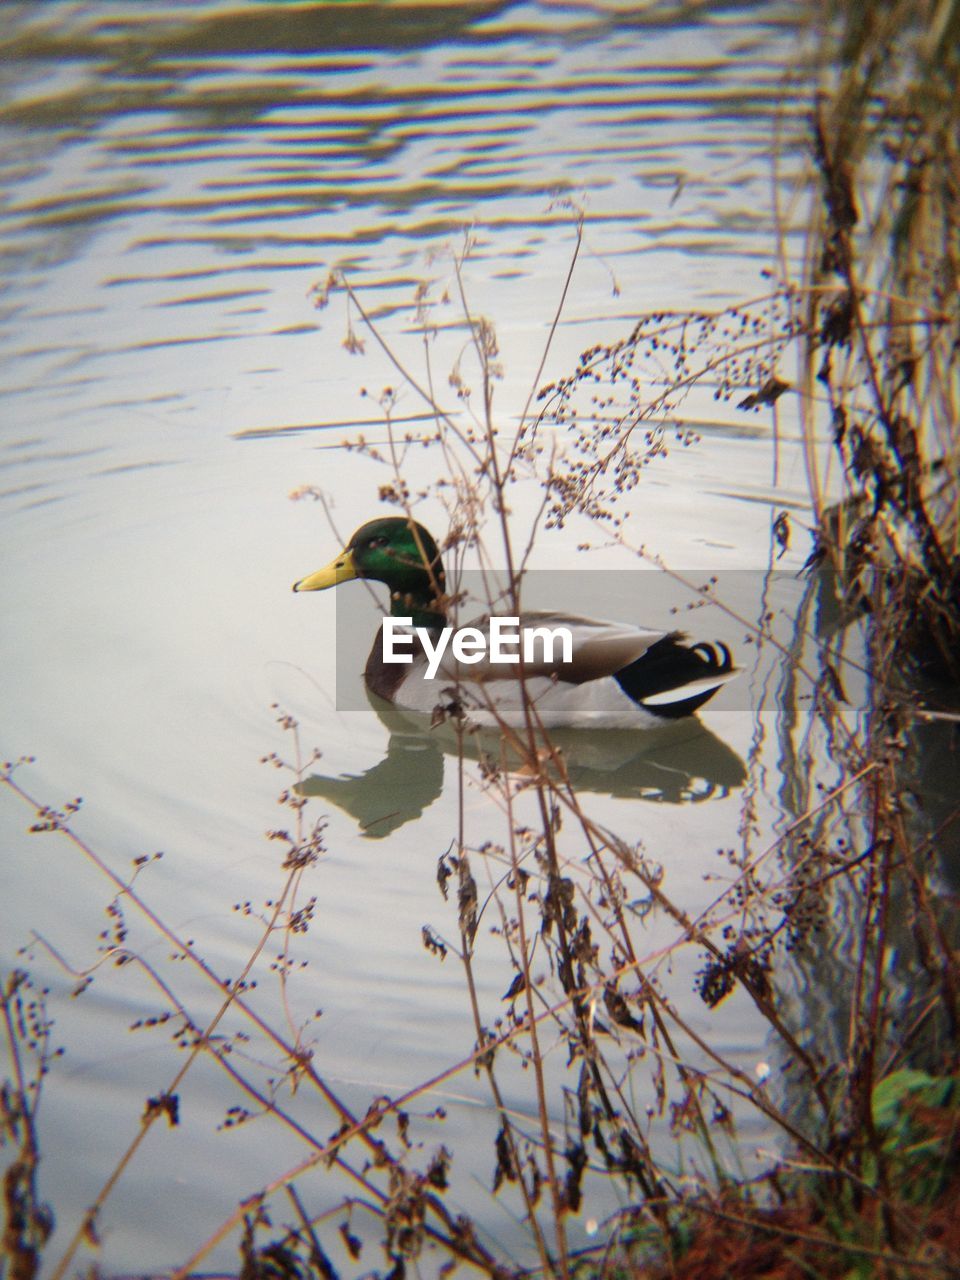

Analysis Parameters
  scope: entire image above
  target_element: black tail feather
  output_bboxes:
[614,633,734,719]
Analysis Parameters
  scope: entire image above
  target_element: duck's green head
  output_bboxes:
[293,517,446,626]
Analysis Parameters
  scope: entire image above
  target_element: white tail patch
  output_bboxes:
[639,670,739,707]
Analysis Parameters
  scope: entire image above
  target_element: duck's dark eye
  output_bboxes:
[367,536,387,549]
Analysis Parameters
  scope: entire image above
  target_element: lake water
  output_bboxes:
[0,2,833,1275]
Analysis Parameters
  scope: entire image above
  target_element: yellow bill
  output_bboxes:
[292,548,357,592]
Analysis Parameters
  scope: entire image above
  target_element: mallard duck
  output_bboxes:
[293,517,737,729]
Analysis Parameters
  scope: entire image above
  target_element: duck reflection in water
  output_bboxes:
[298,692,746,839]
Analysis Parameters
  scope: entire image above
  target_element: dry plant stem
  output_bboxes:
[173,968,775,1279]
[445,241,572,715]
[563,777,887,1124]
[45,840,313,1279]
[566,951,932,1256]
[273,724,319,1046]
[629,544,870,695]
[1,974,51,1275]
[769,63,806,494]
[456,721,871,1178]
[452,254,657,1225]
[679,1199,949,1275]
[895,822,960,1042]
[170,1116,486,1280]
[571,816,728,1187]
[451,726,556,1276]
[507,217,584,475]
[144,711,870,1269]
[495,742,671,1205]
[535,302,796,498]
[449,243,602,1270]
[799,236,826,522]
[450,251,522,607]
[530,748,723,1190]
[456,724,884,1172]
[841,261,950,584]
[174,1036,518,1279]
[177,951,705,1279]
[846,772,896,1238]
[524,789,675,1214]
[1,776,320,1096]
[0,769,500,1278]
[0,976,33,1116]
[40,818,905,1280]
[284,1184,328,1272]
[868,844,899,1248]
[24,925,379,1176]
[502,783,571,1277]
[800,7,960,681]
[179,1018,544,1275]
[337,273,485,473]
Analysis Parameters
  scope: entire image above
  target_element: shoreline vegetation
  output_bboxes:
[3,1,958,1277]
